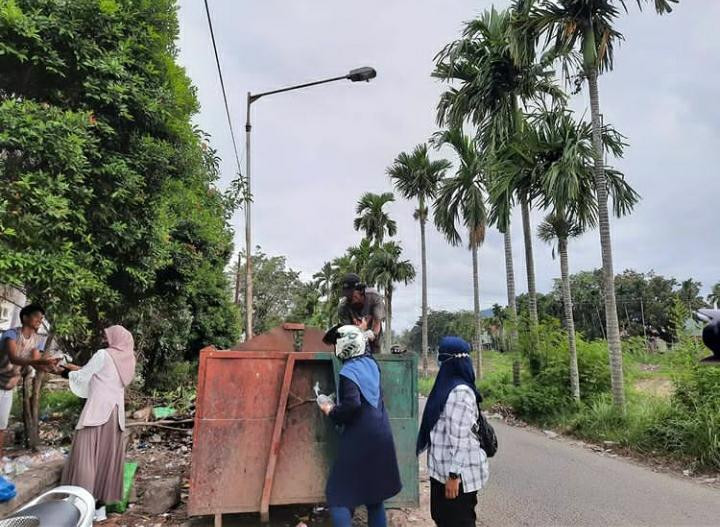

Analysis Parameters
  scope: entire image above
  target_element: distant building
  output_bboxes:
[0,285,26,332]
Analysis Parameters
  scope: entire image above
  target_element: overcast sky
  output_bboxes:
[177,1,720,331]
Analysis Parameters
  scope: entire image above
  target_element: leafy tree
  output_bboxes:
[431,128,488,377]
[677,279,706,312]
[0,0,240,396]
[407,310,477,355]
[232,249,308,335]
[353,192,397,245]
[522,0,677,408]
[366,242,416,353]
[543,269,701,344]
[388,144,451,374]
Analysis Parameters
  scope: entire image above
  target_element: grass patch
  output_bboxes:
[41,390,84,416]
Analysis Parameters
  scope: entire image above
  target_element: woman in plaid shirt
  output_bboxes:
[417,337,489,527]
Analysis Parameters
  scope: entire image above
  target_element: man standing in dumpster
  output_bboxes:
[337,273,385,354]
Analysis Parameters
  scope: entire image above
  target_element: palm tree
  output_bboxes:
[366,242,417,353]
[538,214,585,399]
[434,6,564,349]
[347,239,376,281]
[388,144,451,374]
[489,122,543,330]
[708,283,720,309]
[353,192,397,245]
[534,108,638,400]
[431,128,488,378]
[313,261,334,299]
[524,0,676,407]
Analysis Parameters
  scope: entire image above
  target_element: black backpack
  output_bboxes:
[472,401,498,457]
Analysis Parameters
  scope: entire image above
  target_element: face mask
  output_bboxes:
[436,353,453,368]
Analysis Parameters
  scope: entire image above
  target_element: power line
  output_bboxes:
[203,0,244,179]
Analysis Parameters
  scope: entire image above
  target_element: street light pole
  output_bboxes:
[242,67,376,341]
[244,92,254,340]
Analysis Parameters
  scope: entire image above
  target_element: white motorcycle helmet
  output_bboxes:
[334,325,367,360]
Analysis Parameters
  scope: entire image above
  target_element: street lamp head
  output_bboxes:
[347,67,377,82]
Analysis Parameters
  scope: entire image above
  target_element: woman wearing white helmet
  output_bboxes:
[319,325,401,527]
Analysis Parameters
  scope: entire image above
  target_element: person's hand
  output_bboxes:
[36,357,60,371]
[445,478,460,500]
[319,402,334,416]
[354,317,369,331]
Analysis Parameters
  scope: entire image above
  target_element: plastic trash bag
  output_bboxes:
[313,382,335,408]
[0,476,16,502]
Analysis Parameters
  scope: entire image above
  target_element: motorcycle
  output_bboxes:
[696,308,720,363]
[0,486,94,527]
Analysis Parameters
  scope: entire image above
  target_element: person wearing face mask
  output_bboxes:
[60,325,136,522]
[319,325,401,527]
[417,336,489,527]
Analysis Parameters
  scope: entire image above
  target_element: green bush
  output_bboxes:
[151,360,197,393]
[503,325,611,420]
[41,390,84,416]
[640,339,720,469]
[508,382,574,420]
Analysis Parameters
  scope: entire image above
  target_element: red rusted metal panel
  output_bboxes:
[188,338,337,518]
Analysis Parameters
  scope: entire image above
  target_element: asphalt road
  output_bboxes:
[477,420,720,526]
[192,404,720,526]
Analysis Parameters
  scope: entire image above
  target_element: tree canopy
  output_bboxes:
[0,0,240,382]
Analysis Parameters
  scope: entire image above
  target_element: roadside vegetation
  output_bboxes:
[420,323,720,472]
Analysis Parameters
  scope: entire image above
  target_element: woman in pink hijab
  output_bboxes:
[61,325,136,521]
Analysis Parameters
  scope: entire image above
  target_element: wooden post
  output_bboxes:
[214,513,222,527]
[640,298,648,350]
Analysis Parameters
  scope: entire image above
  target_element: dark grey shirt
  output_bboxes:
[337,289,386,354]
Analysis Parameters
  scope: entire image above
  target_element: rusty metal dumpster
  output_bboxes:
[188,324,419,524]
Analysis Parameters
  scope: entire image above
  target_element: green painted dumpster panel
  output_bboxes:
[376,353,419,508]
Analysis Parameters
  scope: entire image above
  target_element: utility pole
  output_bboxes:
[640,297,648,349]
[234,250,242,305]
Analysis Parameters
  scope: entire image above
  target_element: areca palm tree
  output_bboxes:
[366,242,416,354]
[347,239,375,281]
[353,192,397,245]
[388,144,451,374]
[434,6,564,350]
[534,108,638,400]
[431,128,488,378]
[524,0,675,407]
[538,214,585,399]
[313,261,334,299]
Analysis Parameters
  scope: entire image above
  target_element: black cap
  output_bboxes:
[323,324,343,345]
[341,273,362,294]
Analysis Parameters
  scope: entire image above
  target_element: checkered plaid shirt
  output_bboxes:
[427,385,490,493]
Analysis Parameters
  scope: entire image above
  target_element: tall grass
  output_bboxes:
[479,324,720,471]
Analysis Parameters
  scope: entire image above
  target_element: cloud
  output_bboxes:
[178,1,719,331]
